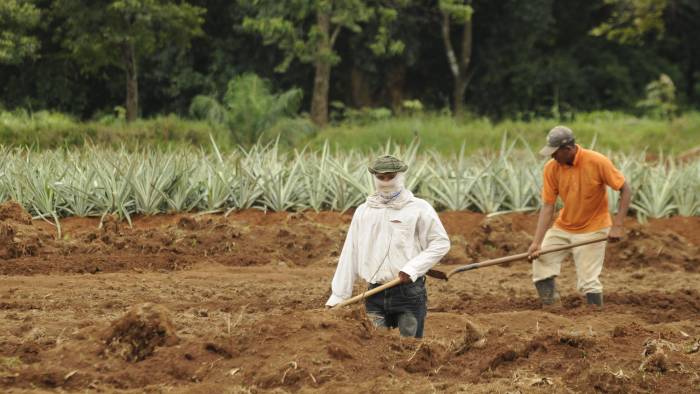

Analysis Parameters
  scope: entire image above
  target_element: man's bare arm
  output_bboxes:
[528,203,555,259]
[609,182,632,242]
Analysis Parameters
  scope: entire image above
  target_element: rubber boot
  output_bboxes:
[586,292,603,307]
[534,277,560,305]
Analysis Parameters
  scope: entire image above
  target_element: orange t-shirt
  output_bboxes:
[542,146,625,233]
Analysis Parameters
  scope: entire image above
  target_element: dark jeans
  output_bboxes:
[364,276,427,338]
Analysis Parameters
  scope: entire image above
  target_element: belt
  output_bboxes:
[370,276,425,286]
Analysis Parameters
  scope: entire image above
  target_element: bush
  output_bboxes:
[0,110,223,150]
[636,74,678,119]
[311,111,700,155]
[1,109,698,155]
[189,73,313,146]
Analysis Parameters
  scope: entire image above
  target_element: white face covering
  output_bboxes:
[374,173,405,199]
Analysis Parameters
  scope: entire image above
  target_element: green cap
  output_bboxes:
[368,155,408,174]
[539,126,575,156]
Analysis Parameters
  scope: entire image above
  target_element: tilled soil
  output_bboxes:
[0,201,699,393]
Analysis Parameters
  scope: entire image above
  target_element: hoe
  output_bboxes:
[332,236,608,309]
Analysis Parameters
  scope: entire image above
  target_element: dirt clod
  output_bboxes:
[177,217,200,230]
[455,320,486,355]
[640,352,669,373]
[326,344,353,360]
[611,326,627,338]
[399,342,446,373]
[558,331,595,349]
[103,303,178,362]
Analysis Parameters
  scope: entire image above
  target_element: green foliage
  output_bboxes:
[630,161,678,222]
[0,0,40,64]
[0,141,696,221]
[426,144,477,211]
[402,100,424,115]
[265,118,318,147]
[0,110,224,149]
[2,0,698,122]
[9,151,64,237]
[54,0,205,73]
[591,0,667,44]
[367,7,405,56]
[239,1,408,124]
[189,73,313,146]
[439,0,473,23]
[2,110,699,156]
[330,101,393,124]
[636,74,678,119]
[50,0,205,120]
[240,0,404,70]
[312,112,700,155]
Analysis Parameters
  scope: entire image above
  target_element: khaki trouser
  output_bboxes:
[532,227,610,294]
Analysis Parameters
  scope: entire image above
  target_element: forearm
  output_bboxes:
[401,235,451,281]
[532,204,555,245]
[613,182,632,226]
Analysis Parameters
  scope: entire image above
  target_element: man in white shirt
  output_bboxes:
[325,155,451,338]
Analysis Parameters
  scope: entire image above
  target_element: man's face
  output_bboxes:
[551,145,575,165]
[375,172,397,181]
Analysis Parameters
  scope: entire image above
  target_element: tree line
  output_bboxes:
[1,0,698,126]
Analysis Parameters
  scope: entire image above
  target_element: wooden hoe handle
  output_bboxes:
[332,278,402,309]
[446,236,609,278]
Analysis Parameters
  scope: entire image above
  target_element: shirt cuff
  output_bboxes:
[325,293,346,307]
[400,265,419,282]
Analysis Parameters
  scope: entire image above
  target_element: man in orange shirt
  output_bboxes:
[528,126,632,307]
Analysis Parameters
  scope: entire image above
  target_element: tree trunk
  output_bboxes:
[311,11,331,127]
[386,62,406,113]
[453,76,469,117]
[122,42,138,122]
[351,66,373,108]
[441,10,473,118]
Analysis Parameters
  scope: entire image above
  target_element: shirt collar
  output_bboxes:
[572,145,583,167]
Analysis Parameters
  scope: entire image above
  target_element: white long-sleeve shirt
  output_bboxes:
[325,195,451,307]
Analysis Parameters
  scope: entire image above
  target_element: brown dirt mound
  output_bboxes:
[0,201,45,259]
[606,289,700,323]
[0,229,43,259]
[0,201,32,224]
[478,336,548,375]
[442,214,535,265]
[443,214,699,272]
[1,210,697,276]
[221,308,457,390]
[586,369,633,394]
[2,211,699,393]
[607,226,699,271]
[397,341,448,373]
[0,223,45,260]
[0,212,345,274]
[102,303,179,362]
